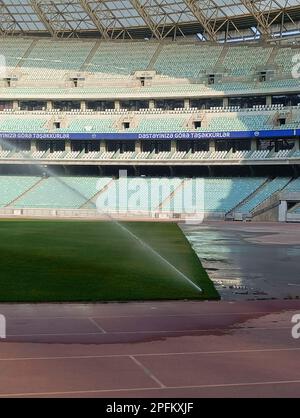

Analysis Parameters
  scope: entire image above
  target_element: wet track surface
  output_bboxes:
[183,222,300,301]
[0,222,300,398]
[0,300,300,397]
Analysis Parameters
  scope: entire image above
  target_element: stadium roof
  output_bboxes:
[1,0,300,41]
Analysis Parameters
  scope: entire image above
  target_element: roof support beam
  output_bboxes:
[130,0,163,40]
[78,0,110,40]
[30,0,56,37]
[0,0,23,36]
[239,0,274,39]
[182,0,218,42]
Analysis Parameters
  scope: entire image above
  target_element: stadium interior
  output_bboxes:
[0,1,300,223]
[2,1,300,400]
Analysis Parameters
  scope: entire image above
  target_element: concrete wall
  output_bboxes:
[252,204,280,222]
[0,208,225,222]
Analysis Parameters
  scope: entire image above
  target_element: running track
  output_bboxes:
[0,300,300,398]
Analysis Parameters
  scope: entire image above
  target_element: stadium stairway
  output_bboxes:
[80,40,102,72]
[266,46,279,67]
[147,42,164,71]
[213,44,229,70]
[5,177,44,208]
[229,177,293,220]
[226,178,271,219]
[15,39,38,68]
[80,177,114,209]
[289,203,300,214]
[0,176,41,208]
[156,178,186,211]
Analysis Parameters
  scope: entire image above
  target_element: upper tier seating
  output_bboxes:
[87,42,157,76]
[274,47,300,74]
[21,40,95,80]
[0,37,299,96]
[154,43,222,78]
[223,46,273,76]
[0,38,32,71]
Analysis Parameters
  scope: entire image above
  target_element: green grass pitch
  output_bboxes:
[0,220,219,302]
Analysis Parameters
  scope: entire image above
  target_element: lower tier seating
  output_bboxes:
[0,175,298,216]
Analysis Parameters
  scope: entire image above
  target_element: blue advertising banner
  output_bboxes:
[0,129,298,141]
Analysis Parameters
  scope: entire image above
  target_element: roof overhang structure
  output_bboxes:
[0,0,299,41]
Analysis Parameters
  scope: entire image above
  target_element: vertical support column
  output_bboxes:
[184,99,190,109]
[135,140,141,154]
[13,100,19,110]
[223,97,229,108]
[100,140,106,153]
[209,138,215,153]
[266,96,272,106]
[251,138,257,152]
[80,101,86,112]
[149,100,155,109]
[65,140,71,152]
[278,201,288,222]
[133,166,140,177]
[294,137,300,151]
[115,101,120,111]
[31,140,37,153]
[171,140,177,154]
[98,166,104,176]
[47,101,53,111]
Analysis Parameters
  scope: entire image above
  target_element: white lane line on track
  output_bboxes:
[0,347,300,362]
[130,356,166,389]
[4,326,292,337]
[88,317,107,334]
[2,310,299,320]
[1,379,300,397]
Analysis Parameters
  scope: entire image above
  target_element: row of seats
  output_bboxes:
[13,177,111,209]
[223,46,273,77]
[233,177,300,215]
[0,175,299,214]
[236,178,291,213]
[0,77,298,98]
[87,42,157,76]
[153,44,222,79]
[4,148,300,161]
[2,104,295,116]
[163,178,266,213]
[0,111,299,133]
[0,118,48,132]
[1,38,300,82]
[21,40,95,80]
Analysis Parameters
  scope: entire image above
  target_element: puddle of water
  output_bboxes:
[181,225,300,301]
